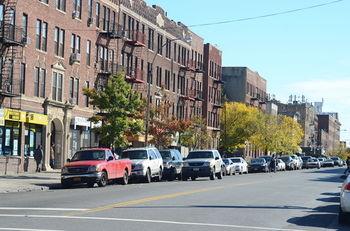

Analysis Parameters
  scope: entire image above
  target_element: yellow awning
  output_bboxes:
[26,112,48,126]
[4,109,26,122]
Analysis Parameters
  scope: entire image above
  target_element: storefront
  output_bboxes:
[69,117,99,157]
[0,108,48,173]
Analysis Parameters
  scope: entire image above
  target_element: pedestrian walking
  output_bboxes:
[50,144,55,169]
[345,157,350,175]
[270,155,277,173]
[33,145,43,172]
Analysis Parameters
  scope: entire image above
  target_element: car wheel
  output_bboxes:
[97,171,108,187]
[144,168,152,183]
[217,169,223,180]
[191,176,197,181]
[61,180,71,189]
[87,182,95,188]
[182,175,188,181]
[210,168,215,180]
[118,170,129,185]
[339,208,349,224]
[157,168,163,182]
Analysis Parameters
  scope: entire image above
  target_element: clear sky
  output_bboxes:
[146,0,350,145]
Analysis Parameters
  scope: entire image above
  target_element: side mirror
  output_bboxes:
[215,157,219,160]
[172,156,176,161]
[66,158,70,163]
[107,156,114,161]
[183,157,187,160]
[149,156,153,160]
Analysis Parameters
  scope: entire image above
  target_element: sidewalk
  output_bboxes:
[0,171,61,194]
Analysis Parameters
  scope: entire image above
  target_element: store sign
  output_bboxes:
[72,117,91,129]
[4,109,26,122]
[0,109,4,126]
[26,113,48,126]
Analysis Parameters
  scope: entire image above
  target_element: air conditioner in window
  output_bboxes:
[70,52,81,63]
[87,17,94,26]
[21,36,31,45]
[72,11,79,19]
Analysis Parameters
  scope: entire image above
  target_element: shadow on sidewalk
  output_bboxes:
[0,175,57,180]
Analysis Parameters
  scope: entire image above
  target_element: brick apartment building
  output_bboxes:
[317,113,341,154]
[0,0,221,174]
[203,43,222,148]
[221,67,267,158]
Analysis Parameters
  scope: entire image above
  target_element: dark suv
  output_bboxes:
[159,149,183,180]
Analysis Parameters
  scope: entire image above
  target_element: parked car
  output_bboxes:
[331,157,344,166]
[290,155,302,170]
[230,157,249,174]
[121,147,163,183]
[301,156,312,169]
[159,149,183,180]
[248,158,269,173]
[305,157,321,169]
[339,174,350,224]
[318,158,326,167]
[279,156,296,170]
[276,159,286,171]
[322,158,335,167]
[61,148,132,188]
[222,158,235,176]
[260,156,273,169]
[182,150,223,181]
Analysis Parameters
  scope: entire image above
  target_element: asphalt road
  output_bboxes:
[0,167,348,231]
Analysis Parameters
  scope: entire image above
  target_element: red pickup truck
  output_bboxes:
[61,148,131,188]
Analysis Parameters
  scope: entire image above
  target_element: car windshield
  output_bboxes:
[231,158,241,163]
[261,156,272,161]
[159,151,172,160]
[223,159,230,164]
[331,157,338,160]
[301,157,311,161]
[251,158,265,164]
[71,150,106,161]
[122,150,148,160]
[280,157,291,162]
[187,151,214,159]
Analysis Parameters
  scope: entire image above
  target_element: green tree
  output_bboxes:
[83,72,144,148]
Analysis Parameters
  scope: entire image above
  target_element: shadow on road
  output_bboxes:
[306,168,346,183]
[0,175,56,180]
[287,192,350,230]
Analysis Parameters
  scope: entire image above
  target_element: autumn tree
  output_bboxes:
[180,116,211,150]
[220,102,260,152]
[276,116,304,154]
[83,72,144,148]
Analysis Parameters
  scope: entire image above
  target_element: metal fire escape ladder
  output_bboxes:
[0,0,24,107]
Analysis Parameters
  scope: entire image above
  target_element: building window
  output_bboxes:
[73,0,82,19]
[165,38,171,58]
[157,33,163,55]
[34,67,46,98]
[86,40,91,66]
[165,70,170,90]
[87,0,93,19]
[54,27,65,57]
[36,19,48,51]
[147,62,153,84]
[22,14,28,40]
[69,77,79,105]
[56,0,66,12]
[95,2,100,28]
[52,71,63,102]
[156,66,162,87]
[71,33,81,54]
[172,73,176,92]
[20,63,26,94]
[39,0,49,4]
[148,28,154,50]
[84,81,89,107]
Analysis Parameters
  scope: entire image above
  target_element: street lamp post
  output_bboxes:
[144,35,192,146]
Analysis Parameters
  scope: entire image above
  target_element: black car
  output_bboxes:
[159,149,183,180]
[249,158,269,173]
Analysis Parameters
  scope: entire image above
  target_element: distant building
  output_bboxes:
[317,113,341,153]
[222,67,267,110]
[275,101,318,149]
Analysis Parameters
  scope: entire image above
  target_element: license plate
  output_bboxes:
[254,168,258,171]
[193,168,199,171]
[73,177,81,182]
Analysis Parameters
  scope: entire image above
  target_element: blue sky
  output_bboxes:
[146,0,350,145]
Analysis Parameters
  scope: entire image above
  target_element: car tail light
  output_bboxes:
[344,183,350,192]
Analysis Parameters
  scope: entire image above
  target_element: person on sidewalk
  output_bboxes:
[50,144,55,169]
[34,145,43,172]
[345,157,350,175]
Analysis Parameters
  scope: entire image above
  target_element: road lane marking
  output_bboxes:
[0,214,306,231]
[0,228,63,231]
[0,207,88,211]
[68,181,263,216]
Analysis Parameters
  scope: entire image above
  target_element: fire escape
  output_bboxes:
[0,0,24,108]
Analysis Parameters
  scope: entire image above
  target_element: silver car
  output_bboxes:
[339,174,350,224]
